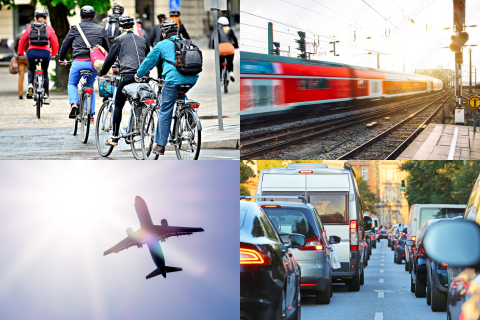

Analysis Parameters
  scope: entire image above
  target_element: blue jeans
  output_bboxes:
[68,60,97,114]
[155,82,187,146]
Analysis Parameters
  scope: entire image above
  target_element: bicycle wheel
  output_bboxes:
[141,105,159,160]
[80,94,91,144]
[174,108,201,160]
[130,106,145,160]
[36,94,41,119]
[73,97,80,136]
[95,101,114,157]
[223,68,228,94]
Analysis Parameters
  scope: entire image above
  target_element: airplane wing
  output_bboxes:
[154,226,204,240]
[104,237,141,256]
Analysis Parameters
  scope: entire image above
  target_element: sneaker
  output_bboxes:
[152,144,165,155]
[69,103,78,119]
[26,84,33,99]
[229,71,235,82]
[43,96,50,105]
[19,95,23,100]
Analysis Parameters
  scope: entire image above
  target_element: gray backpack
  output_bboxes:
[166,38,203,76]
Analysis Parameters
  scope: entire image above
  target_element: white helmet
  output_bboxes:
[218,17,229,25]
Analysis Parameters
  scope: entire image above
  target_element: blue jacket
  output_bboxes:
[136,35,199,85]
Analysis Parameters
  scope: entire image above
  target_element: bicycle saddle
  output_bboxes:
[178,84,193,94]
[80,70,94,76]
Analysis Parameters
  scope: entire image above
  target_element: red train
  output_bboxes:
[240,52,444,119]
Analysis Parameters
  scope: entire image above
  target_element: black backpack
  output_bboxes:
[166,38,203,76]
[29,22,48,46]
[105,14,121,41]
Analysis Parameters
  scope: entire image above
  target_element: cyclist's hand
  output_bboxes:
[60,60,68,66]
[134,73,144,83]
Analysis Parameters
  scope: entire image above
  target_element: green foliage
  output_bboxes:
[399,161,480,206]
[240,161,255,184]
[25,0,111,16]
[355,173,379,214]
[322,147,331,153]
[240,185,251,197]
[0,0,16,10]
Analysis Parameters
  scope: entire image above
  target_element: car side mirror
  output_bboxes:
[289,233,306,248]
[405,240,415,246]
[363,216,372,232]
[423,220,480,268]
[329,235,341,244]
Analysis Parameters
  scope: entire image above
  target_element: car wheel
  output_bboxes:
[426,271,432,305]
[409,260,412,274]
[360,264,365,285]
[415,272,426,298]
[348,271,361,292]
[377,238,380,242]
[373,241,376,248]
[364,253,368,267]
[394,252,397,263]
[315,283,330,304]
[396,252,402,265]
[431,282,447,312]
[388,240,391,247]
[293,284,301,320]
[411,272,415,293]
[405,259,409,271]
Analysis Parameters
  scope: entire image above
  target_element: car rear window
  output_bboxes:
[262,207,320,242]
[419,207,465,228]
[309,193,348,224]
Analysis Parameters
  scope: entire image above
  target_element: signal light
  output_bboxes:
[240,248,270,265]
[273,42,280,56]
[299,170,313,173]
[84,88,93,93]
[261,204,281,208]
[301,284,316,286]
[420,247,425,255]
[412,236,416,242]
[401,180,406,190]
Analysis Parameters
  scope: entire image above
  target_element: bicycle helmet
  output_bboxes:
[135,18,142,25]
[80,6,95,19]
[169,10,180,16]
[160,20,179,35]
[34,9,48,18]
[119,16,135,29]
[218,17,229,25]
[157,13,167,21]
[112,4,124,15]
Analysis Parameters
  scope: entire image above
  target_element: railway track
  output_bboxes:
[336,92,452,160]
[240,92,448,160]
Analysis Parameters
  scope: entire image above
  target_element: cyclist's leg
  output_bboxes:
[39,50,51,96]
[25,51,37,95]
[154,82,178,147]
[83,62,98,114]
[112,75,135,137]
[226,54,234,81]
[219,55,225,74]
[68,61,82,109]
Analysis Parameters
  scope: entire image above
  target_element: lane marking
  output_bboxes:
[447,127,458,160]
[379,279,384,283]
[378,291,384,298]
[374,312,384,320]
[380,270,384,273]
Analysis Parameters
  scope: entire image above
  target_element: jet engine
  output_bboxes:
[161,219,169,228]
[126,227,134,239]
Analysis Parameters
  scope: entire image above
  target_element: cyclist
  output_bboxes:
[59,5,110,122]
[98,16,150,146]
[150,13,167,78]
[18,8,59,105]
[210,16,238,82]
[101,4,124,44]
[135,20,199,156]
[135,18,150,47]
[168,11,190,39]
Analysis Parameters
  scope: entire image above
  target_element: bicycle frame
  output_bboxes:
[34,62,44,98]
[78,73,93,116]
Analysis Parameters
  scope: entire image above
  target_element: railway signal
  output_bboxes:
[273,42,280,55]
[295,31,306,59]
[450,32,469,52]
[453,0,466,31]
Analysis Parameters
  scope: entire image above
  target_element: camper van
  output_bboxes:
[255,162,367,291]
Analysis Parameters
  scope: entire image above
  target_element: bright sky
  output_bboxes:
[241,0,480,84]
[0,161,238,320]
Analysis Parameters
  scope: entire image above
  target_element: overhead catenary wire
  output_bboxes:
[280,0,352,26]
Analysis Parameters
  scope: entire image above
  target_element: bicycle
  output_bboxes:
[140,80,202,160]
[95,73,155,160]
[63,61,95,144]
[221,62,228,93]
[32,59,45,119]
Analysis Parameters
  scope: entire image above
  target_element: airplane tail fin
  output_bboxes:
[145,266,182,280]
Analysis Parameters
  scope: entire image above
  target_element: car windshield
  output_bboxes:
[419,207,465,228]
[309,193,348,224]
[262,207,320,243]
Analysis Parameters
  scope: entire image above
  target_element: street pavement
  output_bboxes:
[301,239,446,320]
[0,34,239,159]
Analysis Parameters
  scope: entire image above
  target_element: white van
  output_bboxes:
[405,204,467,269]
[255,162,367,291]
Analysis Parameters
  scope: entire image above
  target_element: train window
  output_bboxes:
[387,88,391,95]
[316,79,329,90]
[358,80,366,88]
[298,79,307,90]
[393,88,396,94]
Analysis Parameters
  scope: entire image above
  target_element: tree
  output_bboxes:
[355,173,379,215]
[240,161,255,197]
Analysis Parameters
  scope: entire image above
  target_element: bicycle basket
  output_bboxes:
[98,78,114,98]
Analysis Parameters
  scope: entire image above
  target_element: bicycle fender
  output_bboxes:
[192,111,202,131]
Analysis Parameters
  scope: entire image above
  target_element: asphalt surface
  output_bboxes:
[301,239,446,320]
[0,126,239,160]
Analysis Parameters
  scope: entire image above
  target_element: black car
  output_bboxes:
[394,231,407,265]
[240,200,305,320]
[426,255,449,311]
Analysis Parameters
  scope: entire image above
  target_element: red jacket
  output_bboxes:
[18,24,59,57]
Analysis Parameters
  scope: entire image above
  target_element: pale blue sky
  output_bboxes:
[0,161,239,320]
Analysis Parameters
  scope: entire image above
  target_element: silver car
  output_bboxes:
[260,199,340,304]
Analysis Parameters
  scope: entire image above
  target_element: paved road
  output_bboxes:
[301,239,446,320]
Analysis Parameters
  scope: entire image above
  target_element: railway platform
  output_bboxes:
[397,124,480,160]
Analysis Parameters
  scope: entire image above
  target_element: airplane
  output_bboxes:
[104,196,204,279]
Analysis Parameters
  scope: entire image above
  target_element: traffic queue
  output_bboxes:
[240,163,379,320]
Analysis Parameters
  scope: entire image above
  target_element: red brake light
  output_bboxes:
[420,247,425,254]
[190,104,199,108]
[240,248,270,265]
[452,284,458,289]
[412,236,416,242]
[350,220,357,229]
[351,264,355,269]
[442,263,448,267]
[35,70,43,75]
[350,220,358,251]
[350,245,358,251]
[84,88,93,93]
[300,284,316,286]
[144,100,155,105]
[299,170,313,173]
[299,237,324,251]
[261,205,281,208]
[113,68,117,72]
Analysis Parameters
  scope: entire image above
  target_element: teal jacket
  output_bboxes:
[136,35,199,85]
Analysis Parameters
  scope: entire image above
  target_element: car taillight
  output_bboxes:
[420,247,425,255]
[84,88,93,93]
[35,70,43,75]
[452,284,458,289]
[144,100,155,105]
[299,236,324,251]
[350,220,358,251]
[300,284,316,286]
[299,170,313,173]
[412,236,416,242]
[261,205,281,208]
[442,263,448,267]
[240,248,270,265]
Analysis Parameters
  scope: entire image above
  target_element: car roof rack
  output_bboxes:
[240,195,308,204]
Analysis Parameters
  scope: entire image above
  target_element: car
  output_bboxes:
[255,162,368,291]
[368,231,376,249]
[394,230,407,265]
[257,196,338,304]
[378,227,388,240]
[446,268,476,320]
[405,204,467,280]
[388,224,401,247]
[240,200,304,320]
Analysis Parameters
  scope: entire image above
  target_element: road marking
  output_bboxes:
[447,127,458,160]
[379,279,384,283]
[374,312,384,320]
[378,291,384,298]
[380,270,384,273]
